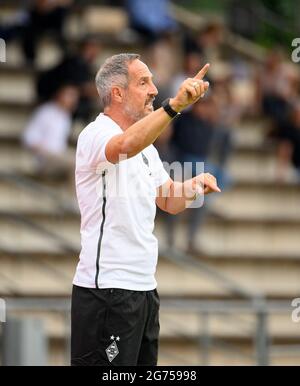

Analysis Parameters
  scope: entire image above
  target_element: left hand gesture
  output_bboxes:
[193,173,221,195]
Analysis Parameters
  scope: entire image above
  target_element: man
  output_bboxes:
[71,53,220,366]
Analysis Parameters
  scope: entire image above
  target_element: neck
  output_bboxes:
[103,106,136,131]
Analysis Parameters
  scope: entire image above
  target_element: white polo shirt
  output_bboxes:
[73,113,169,291]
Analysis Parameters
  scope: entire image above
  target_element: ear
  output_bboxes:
[111,86,123,103]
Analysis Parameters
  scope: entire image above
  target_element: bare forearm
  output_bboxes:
[106,63,210,163]
[165,180,199,215]
[162,171,220,214]
[120,107,173,158]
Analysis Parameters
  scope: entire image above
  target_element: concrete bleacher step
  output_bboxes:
[0,217,75,256]
[82,6,128,35]
[0,145,37,173]
[156,258,300,299]
[0,180,65,215]
[201,218,300,258]
[154,216,300,259]
[1,200,300,259]
[158,341,300,366]
[0,254,74,296]
[0,250,299,298]
[3,36,64,68]
[0,66,35,103]
[0,105,31,139]
[0,144,75,179]
[51,340,300,366]
[45,339,300,365]
[211,183,300,220]
[0,142,282,184]
[228,145,282,183]
[6,178,300,219]
[7,212,300,260]
[232,119,269,146]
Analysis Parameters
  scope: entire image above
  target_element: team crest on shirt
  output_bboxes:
[105,335,120,362]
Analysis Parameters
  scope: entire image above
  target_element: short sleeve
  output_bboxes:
[76,122,121,171]
[148,145,170,188]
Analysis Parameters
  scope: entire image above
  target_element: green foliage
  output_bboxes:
[172,0,299,49]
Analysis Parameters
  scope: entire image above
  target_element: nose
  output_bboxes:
[149,81,158,96]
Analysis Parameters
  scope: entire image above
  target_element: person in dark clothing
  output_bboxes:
[125,0,177,45]
[166,96,232,252]
[22,0,72,64]
[277,100,300,181]
[183,21,224,60]
[37,36,101,121]
[256,49,298,124]
[0,0,73,65]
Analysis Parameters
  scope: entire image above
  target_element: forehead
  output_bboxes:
[128,59,152,79]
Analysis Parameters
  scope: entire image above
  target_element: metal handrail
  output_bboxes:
[3,297,296,366]
[4,297,292,312]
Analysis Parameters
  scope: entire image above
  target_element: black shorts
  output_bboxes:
[71,285,160,366]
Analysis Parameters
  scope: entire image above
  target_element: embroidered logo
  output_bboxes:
[106,335,120,362]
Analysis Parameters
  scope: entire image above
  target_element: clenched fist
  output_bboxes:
[170,63,210,112]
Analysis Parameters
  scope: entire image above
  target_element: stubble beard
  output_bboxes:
[124,103,152,123]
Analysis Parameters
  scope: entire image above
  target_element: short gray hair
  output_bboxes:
[95,53,140,109]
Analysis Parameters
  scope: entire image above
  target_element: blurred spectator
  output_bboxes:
[210,62,243,126]
[164,96,232,252]
[125,0,178,46]
[171,51,205,100]
[124,0,179,109]
[256,48,299,124]
[0,0,73,65]
[37,36,101,121]
[22,84,79,189]
[227,1,258,39]
[147,34,181,111]
[183,21,224,63]
[276,100,300,182]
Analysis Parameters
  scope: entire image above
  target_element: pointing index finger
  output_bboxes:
[194,63,210,80]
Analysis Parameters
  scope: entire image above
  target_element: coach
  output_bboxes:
[71,53,220,366]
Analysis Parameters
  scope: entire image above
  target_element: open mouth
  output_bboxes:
[145,98,155,107]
